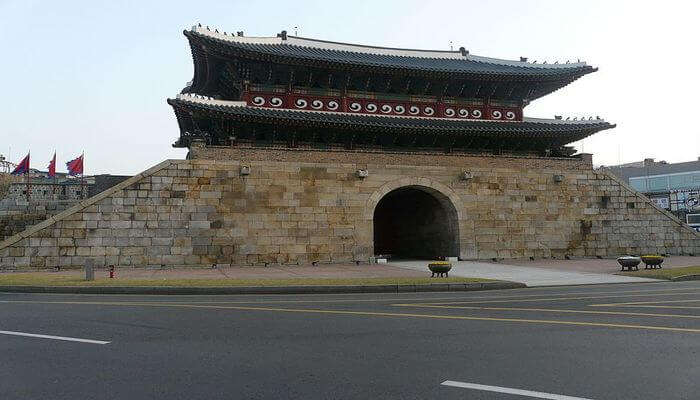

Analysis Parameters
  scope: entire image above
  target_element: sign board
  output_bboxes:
[651,196,670,210]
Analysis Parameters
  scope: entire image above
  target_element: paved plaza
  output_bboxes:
[391,259,664,286]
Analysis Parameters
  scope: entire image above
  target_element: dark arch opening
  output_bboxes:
[373,186,459,260]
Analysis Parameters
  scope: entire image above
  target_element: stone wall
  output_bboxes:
[1,148,699,269]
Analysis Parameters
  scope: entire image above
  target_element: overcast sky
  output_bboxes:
[1,0,699,174]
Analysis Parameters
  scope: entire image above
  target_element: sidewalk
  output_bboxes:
[1,263,426,281]
[500,256,700,274]
[389,258,674,287]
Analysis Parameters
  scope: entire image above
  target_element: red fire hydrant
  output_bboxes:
[109,265,115,279]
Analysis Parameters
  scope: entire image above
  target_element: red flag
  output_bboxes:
[48,152,56,178]
[66,154,84,176]
[11,152,30,175]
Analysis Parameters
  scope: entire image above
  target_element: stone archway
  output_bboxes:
[362,178,463,260]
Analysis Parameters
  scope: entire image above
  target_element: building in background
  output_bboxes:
[0,172,131,241]
[5,173,131,201]
[604,157,700,231]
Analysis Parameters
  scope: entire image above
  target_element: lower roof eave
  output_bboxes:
[167,97,614,142]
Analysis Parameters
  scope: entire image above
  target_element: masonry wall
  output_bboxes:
[1,148,699,269]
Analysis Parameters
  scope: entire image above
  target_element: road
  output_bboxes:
[2,281,700,399]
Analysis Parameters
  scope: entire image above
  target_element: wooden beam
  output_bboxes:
[458,83,466,97]
[441,81,450,98]
[344,74,351,92]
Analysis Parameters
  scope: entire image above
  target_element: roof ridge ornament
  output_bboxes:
[277,30,288,40]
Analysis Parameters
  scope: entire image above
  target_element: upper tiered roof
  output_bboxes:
[170,25,613,156]
[186,25,595,80]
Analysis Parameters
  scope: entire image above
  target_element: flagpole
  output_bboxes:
[81,151,85,199]
[53,151,57,199]
[26,150,31,203]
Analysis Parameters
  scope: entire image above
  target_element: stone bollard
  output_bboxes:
[85,258,94,281]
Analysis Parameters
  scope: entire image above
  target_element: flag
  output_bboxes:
[66,154,84,176]
[11,152,30,175]
[48,152,56,178]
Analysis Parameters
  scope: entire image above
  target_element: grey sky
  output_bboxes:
[2,0,698,174]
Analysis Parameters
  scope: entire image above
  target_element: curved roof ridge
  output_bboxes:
[176,93,246,107]
[524,116,611,125]
[190,25,588,69]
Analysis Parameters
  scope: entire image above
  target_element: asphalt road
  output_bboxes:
[2,281,700,399]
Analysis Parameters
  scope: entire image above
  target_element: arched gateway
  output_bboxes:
[365,179,462,260]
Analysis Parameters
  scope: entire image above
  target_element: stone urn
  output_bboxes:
[641,255,664,269]
[617,256,641,271]
[428,261,452,277]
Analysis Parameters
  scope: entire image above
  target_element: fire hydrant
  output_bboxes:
[109,265,115,279]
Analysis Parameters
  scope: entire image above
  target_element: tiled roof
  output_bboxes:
[186,26,595,78]
[168,94,614,142]
[606,160,700,181]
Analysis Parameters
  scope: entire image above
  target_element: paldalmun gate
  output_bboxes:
[1,25,699,268]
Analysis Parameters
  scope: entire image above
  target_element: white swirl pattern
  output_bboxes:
[295,98,308,109]
[250,94,519,121]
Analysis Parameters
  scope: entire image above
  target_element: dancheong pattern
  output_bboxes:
[244,91,522,121]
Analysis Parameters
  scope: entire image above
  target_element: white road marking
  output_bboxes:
[441,380,594,400]
[0,330,110,345]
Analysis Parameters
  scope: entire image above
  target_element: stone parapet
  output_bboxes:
[191,146,593,171]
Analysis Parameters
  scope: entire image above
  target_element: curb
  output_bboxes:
[671,274,700,282]
[0,281,525,295]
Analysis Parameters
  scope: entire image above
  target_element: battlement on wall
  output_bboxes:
[189,145,594,171]
[0,157,698,270]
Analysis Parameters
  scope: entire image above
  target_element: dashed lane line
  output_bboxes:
[441,380,594,400]
[0,330,110,344]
